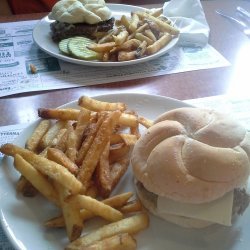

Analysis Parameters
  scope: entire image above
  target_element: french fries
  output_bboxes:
[65,213,149,249]
[0,95,152,249]
[86,9,179,62]
[80,233,137,250]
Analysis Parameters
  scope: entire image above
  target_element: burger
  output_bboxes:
[131,107,250,228]
[48,0,115,42]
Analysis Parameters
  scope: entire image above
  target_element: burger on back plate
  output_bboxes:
[48,0,114,42]
[131,107,250,228]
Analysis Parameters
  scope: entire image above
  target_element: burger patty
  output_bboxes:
[136,181,250,217]
[50,17,115,42]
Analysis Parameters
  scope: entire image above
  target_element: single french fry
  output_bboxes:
[65,125,78,162]
[80,233,137,250]
[16,175,38,197]
[0,144,82,194]
[54,182,83,241]
[50,128,67,148]
[14,154,59,205]
[129,13,140,32]
[120,199,143,214]
[109,143,131,164]
[38,108,79,120]
[95,141,111,198]
[69,194,123,222]
[118,51,137,62]
[138,116,153,128]
[25,119,51,152]
[116,39,141,51]
[109,156,130,191]
[78,96,126,112]
[144,29,157,42]
[119,113,138,128]
[113,30,129,45]
[40,120,69,149]
[47,148,79,175]
[45,192,133,228]
[54,128,68,152]
[127,23,149,40]
[136,11,179,35]
[76,113,106,166]
[135,33,154,45]
[135,40,147,58]
[147,7,163,17]
[88,42,116,53]
[65,213,149,249]
[120,15,131,31]
[77,111,121,193]
[147,33,172,55]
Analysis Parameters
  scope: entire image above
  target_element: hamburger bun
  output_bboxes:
[131,107,250,227]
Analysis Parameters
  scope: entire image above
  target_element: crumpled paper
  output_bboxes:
[163,0,210,47]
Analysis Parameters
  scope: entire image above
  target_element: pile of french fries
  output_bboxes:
[0,96,154,250]
[89,7,180,62]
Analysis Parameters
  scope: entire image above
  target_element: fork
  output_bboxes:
[215,9,250,37]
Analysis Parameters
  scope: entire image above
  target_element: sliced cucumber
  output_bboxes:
[59,38,71,55]
[67,37,101,60]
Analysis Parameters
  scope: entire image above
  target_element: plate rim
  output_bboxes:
[0,93,193,250]
[32,3,179,67]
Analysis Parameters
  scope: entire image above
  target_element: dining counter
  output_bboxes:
[0,0,250,127]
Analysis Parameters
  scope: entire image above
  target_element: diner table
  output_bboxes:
[0,0,249,127]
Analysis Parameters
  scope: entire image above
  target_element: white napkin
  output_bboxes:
[163,0,210,47]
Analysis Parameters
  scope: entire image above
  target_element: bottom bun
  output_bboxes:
[135,180,214,229]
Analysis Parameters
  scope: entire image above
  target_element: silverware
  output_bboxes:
[215,9,250,37]
[236,6,250,22]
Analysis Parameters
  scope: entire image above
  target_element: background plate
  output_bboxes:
[32,4,179,67]
[1,93,250,250]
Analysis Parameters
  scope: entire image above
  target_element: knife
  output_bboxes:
[236,6,250,22]
[215,9,250,37]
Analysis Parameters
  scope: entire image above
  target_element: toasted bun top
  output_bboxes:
[131,108,250,204]
[49,0,112,24]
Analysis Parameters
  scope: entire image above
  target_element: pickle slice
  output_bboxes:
[59,38,71,55]
[67,37,101,60]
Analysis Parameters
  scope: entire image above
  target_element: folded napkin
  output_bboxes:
[163,0,210,47]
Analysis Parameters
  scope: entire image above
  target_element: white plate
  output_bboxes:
[1,93,250,250]
[32,4,179,67]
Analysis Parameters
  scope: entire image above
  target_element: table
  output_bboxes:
[0,0,250,128]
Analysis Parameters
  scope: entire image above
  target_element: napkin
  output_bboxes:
[163,0,210,47]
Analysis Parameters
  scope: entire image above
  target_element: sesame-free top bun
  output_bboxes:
[131,107,250,204]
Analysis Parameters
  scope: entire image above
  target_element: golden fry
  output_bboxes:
[0,144,82,194]
[113,29,129,45]
[14,154,59,205]
[25,119,51,152]
[65,213,149,249]
[54,182,83,241]
[77,111,121,193]
[118,51,136,62]
[78,96,126,112]
[88,42,116,53]
[135,33,154,45]
[147,33,172,55]
[40,120,69,149]
[16,175,38,197]
[38,108,79,120]
[80,233,137,250]
[120,199,143,214]
[47,148,79,175]
[129,13,140,32]
[69,194,123,222]
[137,11,179,35]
